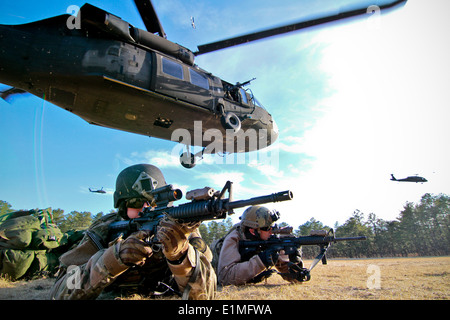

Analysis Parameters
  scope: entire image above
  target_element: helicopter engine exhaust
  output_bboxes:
[80,4,195,66]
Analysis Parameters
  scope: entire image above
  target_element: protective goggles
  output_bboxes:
[126,198,150,209]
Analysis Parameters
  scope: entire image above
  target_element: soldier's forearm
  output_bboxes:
[49,245,129,300]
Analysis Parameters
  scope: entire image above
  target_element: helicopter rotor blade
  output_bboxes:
[133,0,167,38]
[195,0,407,56]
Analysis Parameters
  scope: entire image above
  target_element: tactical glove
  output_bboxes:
[258,248,280,268]
[157,217,200,262]
[287,262,311,282]
[288,247,303,267]
[118,230,153,266]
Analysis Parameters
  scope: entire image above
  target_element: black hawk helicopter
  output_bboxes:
[0,0,407,168]
[390,174,428,183]
[89,187,106,194]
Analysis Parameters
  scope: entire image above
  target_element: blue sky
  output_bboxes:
[1,0,449,229]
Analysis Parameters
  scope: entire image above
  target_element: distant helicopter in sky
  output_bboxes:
[390,174,428,183]
[89,187,106,194]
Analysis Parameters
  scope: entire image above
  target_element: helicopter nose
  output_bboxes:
[269,119,279,145]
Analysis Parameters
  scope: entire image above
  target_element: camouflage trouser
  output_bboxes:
[167,243,216,300]
[49,238,216,300]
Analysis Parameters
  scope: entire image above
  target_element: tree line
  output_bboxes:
[296,193,449,258]
[200,193,450,258]
[1,192,448,258]
[0,201,105,233]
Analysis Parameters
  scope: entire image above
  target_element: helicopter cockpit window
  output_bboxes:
[253,97,266,110]
[162,57,184,80]
[240,88,248,105]
[189,68,209,90]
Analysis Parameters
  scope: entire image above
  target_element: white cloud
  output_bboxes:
[117,149,181,168]
[274,0,450,228]
[227,0,450,229]
[198,171,245,189]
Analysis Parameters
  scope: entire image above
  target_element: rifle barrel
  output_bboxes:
[334,236,367,242]
[163,190,293,222]
[226,190,293,210]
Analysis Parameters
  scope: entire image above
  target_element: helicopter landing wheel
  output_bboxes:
[180,152,196,169]
[221,112,241,133]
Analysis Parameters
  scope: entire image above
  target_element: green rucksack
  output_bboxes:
[0,208,65,250]
[0,208,83,280]
[0,215,41,249]
[0,249,36,280]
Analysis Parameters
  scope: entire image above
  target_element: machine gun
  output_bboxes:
[235,77,256,88]
[108,181,293,241]
[239,229,367,282]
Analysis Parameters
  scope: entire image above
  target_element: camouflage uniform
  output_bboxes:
[49,212,216,300]
[217,225,293,286]
[217,206,300,286]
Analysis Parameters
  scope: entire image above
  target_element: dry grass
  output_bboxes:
[217,256,450,300]
[0,256,448,300]
[0,276,54,300]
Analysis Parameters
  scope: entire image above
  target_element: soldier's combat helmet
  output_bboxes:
[239,206,280,230]
[113,164,167,208]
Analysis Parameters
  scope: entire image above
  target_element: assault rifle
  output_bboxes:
[239,229,366,282]
[108,181,293,241]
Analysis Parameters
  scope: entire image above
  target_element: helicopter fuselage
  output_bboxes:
[0,4,278,153]
[390,174,428,183]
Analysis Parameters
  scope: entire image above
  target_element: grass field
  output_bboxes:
[217,256,449,300]
[0,256,448,300]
